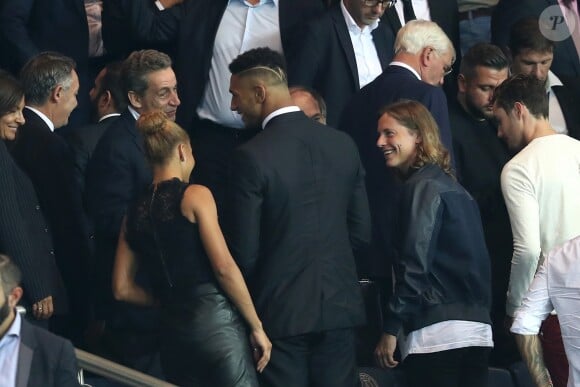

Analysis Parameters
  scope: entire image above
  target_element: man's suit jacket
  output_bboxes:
[553,76,580,140]
[381,0,461,95]
[288,4,395,127]
[10,109,90,320]
[66,114,120,195]
[491,0,580,78]
[339,64,453,281]
[16,318,79,387]
[114,0,324,130]
[85,110,157,335]
[0,141,67,313]
[226,111,371,339]
[0,0,93,126]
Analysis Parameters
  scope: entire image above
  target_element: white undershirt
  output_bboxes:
[196,0,283,129]
[340,0,383,88]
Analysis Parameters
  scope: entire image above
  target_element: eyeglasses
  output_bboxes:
[362,0,397,8]
[444,65,453,76]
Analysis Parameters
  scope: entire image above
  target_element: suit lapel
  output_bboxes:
[372,24,392,69]
[16,320,35,387]
[382,7,402,36]
[330,6,360,89]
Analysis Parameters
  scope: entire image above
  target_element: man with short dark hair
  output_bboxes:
[67,61,126,194]
[10,52,91,347]
[0,254,80,387]
[493,74,580,387]
[508,17,580,139]
[226,47,370,387]
[85,49,179,374]
[289,86,327,124]
[448,43,516,366]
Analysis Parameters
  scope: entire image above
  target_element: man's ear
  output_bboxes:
[51,84,64,103]
[513,101,525,120]
[127,91,142,109]
[457,74,467,93]
[8,287,23,308]
[420,47,433,67]
[98,90,112,110]
[254,85,266,103]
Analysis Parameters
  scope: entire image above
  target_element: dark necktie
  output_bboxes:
[402,0,416,23]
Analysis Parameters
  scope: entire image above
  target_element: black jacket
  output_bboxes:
[383,164,492,335]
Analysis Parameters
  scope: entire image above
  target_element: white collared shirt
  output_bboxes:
[0,312,22,387]
[98,112,121,123]
[197,0,283,129]
[389,61,421,80]
[512,235,580,387]
[547,71,568,135]
[25,106,55,132]
[340,0,383,88]
[128,106,140,121]
[262,106,300,129]
[394,0,431,26]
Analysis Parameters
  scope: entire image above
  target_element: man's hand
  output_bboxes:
[374,333,399,368]
[32,295,54,320]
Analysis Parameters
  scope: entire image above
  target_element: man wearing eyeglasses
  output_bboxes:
[288,0,395,127]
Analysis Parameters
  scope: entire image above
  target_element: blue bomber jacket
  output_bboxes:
[383,164,492,336]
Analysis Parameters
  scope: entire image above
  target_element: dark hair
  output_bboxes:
[379,100,453,176]
[492,74,548,119]
[122,50,173,101]
[0,71,24,117]
[229,47,287,85]
[137,111,189,166]
[0,254,21,295]
[460,43,509,79]
[509,17,554,57]
[289,85,327,120]
[19,52,76,106]
[98,61,127,112]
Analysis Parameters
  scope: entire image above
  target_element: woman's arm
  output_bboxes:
[112,217,157,306]
[183,185,271,372]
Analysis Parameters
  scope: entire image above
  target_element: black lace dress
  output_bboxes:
[125,178,258,387]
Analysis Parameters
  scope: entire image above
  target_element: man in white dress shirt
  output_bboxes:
[512,235,580,387]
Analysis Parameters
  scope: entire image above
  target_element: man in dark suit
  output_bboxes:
[339,19,455,297]
[85,49,179,375]
[111,0,325,216]
[508,17,580,139]
[0,255,79,387]
[288,0,395,127]
[66,61,125,195]
[381,0,461,96]
[10,53,91,346]
[226,48,371,387]
[492,0,580,79]
[448,43,519,366]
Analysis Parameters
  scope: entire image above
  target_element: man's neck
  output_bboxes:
[457,94,486,122]
[527,118,557,144]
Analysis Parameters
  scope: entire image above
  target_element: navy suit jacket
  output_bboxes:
[491,0,580,78]
[16,318,79,387]
[226,111,371,339]
[10,109,90,317]
[288,4,395,127]
[339,65,453,280]
[112,0,324,131]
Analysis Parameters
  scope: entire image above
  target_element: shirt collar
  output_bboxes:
[128,106,141,121]
[547,70,563,92]
[24,106,55,131]
[390,61,421,80]
[1,311,22,342]
[340,0,380,34]
[262,106,301,129]
[229,0,278,7]
[98,112,122,123]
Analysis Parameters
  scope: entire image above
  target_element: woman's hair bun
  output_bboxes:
[137,111,168,135]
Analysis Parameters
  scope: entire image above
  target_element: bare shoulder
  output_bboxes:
[181,184,217,216]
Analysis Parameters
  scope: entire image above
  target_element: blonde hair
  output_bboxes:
[136,111,189,166]
[380,100,453,176]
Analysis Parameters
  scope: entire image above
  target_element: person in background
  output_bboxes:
[289,86,327,124]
